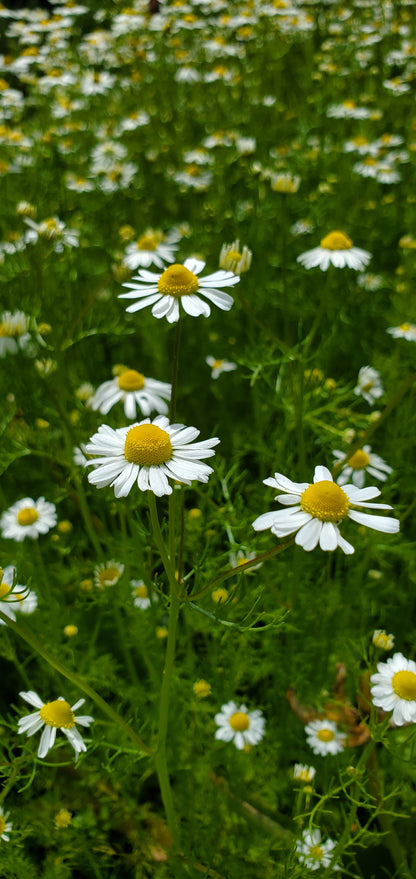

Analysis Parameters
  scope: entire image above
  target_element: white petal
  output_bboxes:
[313,466,333,483]
[296,518,322,551]
[347,510,400,532]
[319,521,338,551]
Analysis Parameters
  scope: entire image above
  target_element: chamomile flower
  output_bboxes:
[123,228,181,271]
[0,497,57,542]
[206,356,237,380]
[387,322,416,342]
[214,700,265,750]
[119,258,239,323]
[297,231,371,271]
[85,416,219,498]
[305,719,346,756]
[0,805,12,842]
[252,465,399,554]
[88,369,171,419]
[219,240,252,274]
[370,653,416,725]
[293,764,316,783]
[332,446,392,487]
[131,579,157,610]
[94,560,124,589]
[17,690,93,760]
[0,566,36,621]
[0,310,31,356]
[354,366,384,405]
[296,828,339,871]
[372,630,395,650]
[0,565,18,624]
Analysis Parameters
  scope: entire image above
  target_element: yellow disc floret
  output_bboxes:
[157,264,199,298]
[229,711,250,732]
[300,481,350,522]
[118,369,145,392]
[40,700,75,729]
[310,845,324,860]
[392,670,416,701]
[136,230,164,251]
[320,231,353,250]
[348,449,370,470]
[124,424,172,466]
[317,728,335,742]
[17,507,38,526]
[0,581,11,600]
[135,584,149,599]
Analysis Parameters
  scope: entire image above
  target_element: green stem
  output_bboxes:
[147,493,178,595]
[155,589,181,845]
[188,537,295,600]
[0,611,152,756]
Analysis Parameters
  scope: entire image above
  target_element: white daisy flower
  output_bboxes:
[88,369,171,419]
[354,366,384,405]
[94,560,124,589]
[119,258,239,323]
[387,322,416,342]
[305,719,346,756]
[219,240,252,274]
[297,231,371,271]
[293,763,316,783]
[0,805,12,842]
[372,630,395,651]
[0,497,57,542]
[0,310,31,356]
[332,445,392,488]
[214,700,265,750]
[371,652,416,725]
[17,690,94,760]
[0,565,36,620]
[0,565,18,624]
[296,828,339,871]
[131,579,158,610]
[123,228,181,271]
[252,465,399,555]
[85,415,219,498]
[205,356,237,380]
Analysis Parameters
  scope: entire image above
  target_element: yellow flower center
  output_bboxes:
[118,369,145,392]
[124,424,172,466]
[157,264,199,299]
[310,845,324,861]
[212,359,223,369]
[0,581,11,599]
[39,700,75,729]
[225,250,242,262]
[348,449,370,470]
[361,381,373,392]
[399,322,411,331]
[229,711,250,732]
[392,670,416,701]
[17,507,39,526]
[136,231,163,251]
[320,231,353,250]
[300,481,350,522]
[317,728,335,742]
[98,567,121,586]
[0,816,5,835]
[135,584,149,599]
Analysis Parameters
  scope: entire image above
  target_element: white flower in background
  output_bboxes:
[296,828,339,871]
[88,369,171,419]
[387,322,416,342]
[371,653,416,725]
[94,560,124,589]
[206,356,237,380]
[131,579,158,610]
[17,691,93,760]
[85,416,219,498]
[123,228,181,271]
[119,258,239,323]
[305,719,346,756]
[252,465,399,555]
[372,630,395,651]
[0,566,37,622]
[219,240,252,274]
[0,310,31,356]
[0,497,57,542]
[297,231,371,271]
[332,446,392,487]
[214,700,265,750]
[24,217,79,252]
[293,763,316,783]
[0,805,12,842]
[354,366,384,405]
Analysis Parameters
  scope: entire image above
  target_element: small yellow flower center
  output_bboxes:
[17,507,39,526]
[39,700,75,729]
[300,481,350,522]
[0,581,11,599]
[117,369,145,392]
[229,711,250,732]
[135,584,149,599]
[320,231,353,250]
[225,250,242,262]
[392,670,416,701]
[310,845,324,861]
[399,323,411,331]
[99,567,121,586]
[361,381,373,392]
[158,264,199,299]
[212,359,223,369]
[136,231,163,251]
[0,816,5,835]
[348,449,370,470]
[124,424,172,466]
[317,728,335,742]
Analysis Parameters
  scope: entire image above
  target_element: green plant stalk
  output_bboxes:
[188,536,295,600]
[0,610,152,756]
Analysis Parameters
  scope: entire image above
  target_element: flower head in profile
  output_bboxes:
[85,416,219,498]
[0,497,57,542]
[373,629,395,651]
[371,653,416,725]
[305,719,346,756]
[0,805,12,843]
[293,763,316,783]
[252,465,399,554]
[354,366,383,405]
[296,828,340,871]
[214,700,265,750]
[219,240,252,274]
[119,258,239,323]
[332,445,392,488]
[0,310,31,357]
[297,230,371,271]
[17,690,93,760]
[88,368,171,419]
[387,322,416,342]
[123,228,181,271]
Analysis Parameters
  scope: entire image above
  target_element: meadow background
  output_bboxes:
[1,0,416,876]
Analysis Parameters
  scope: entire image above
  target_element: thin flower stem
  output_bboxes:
[0,610,152,756]
[147,493,178,595]
[170,317,181,422]
[188,537,295,600]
